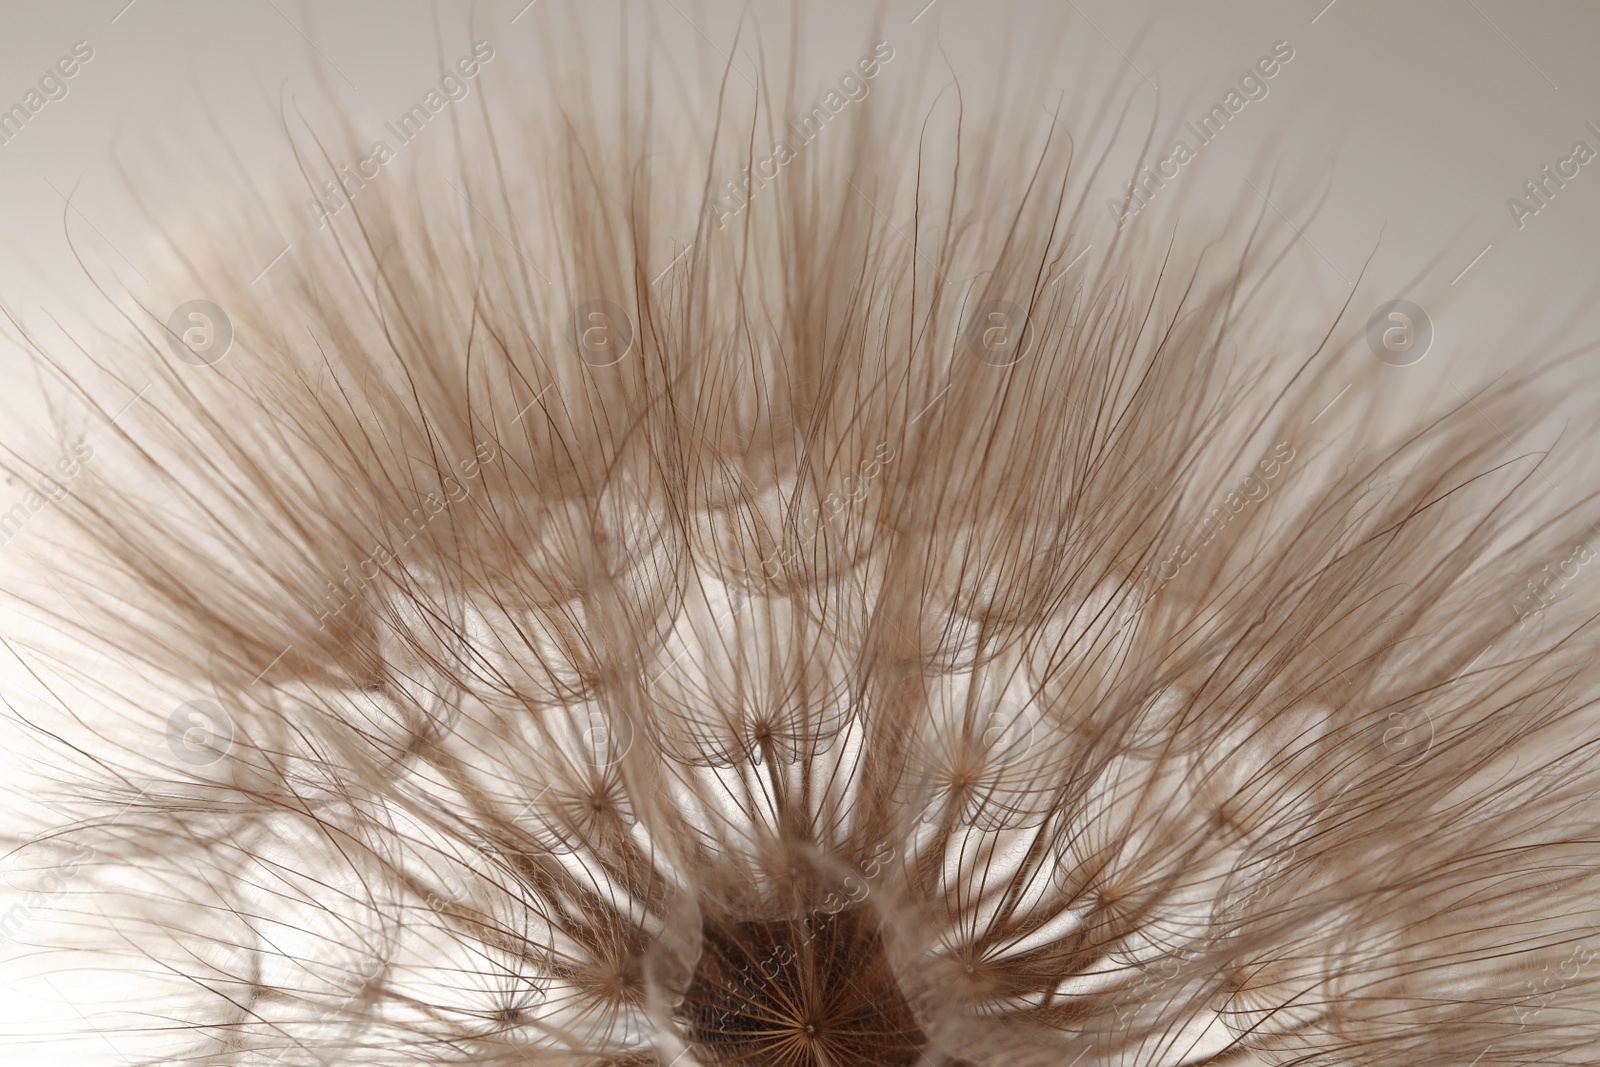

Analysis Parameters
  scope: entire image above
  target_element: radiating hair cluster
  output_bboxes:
[4,30,1600,1067]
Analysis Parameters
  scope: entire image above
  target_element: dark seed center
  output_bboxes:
[678,906,929,1066]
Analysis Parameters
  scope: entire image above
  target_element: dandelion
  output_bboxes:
[4,26,1599,1067]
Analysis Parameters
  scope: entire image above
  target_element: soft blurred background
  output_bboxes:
[4,0,1600,424]
[1,0,1597,1060]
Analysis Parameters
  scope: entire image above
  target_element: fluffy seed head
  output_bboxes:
[4,27,1600,1067]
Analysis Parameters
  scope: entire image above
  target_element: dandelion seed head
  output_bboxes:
[3,23,1599,1067]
